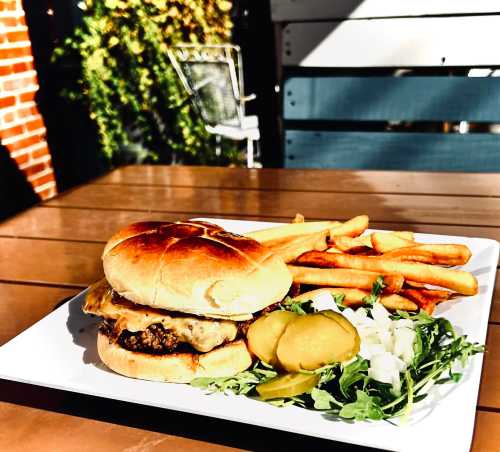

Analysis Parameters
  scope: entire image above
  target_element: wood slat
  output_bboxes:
[4,206,500,244]
[272,0,500,22]
[489,271,500,324]
[0,401,239,452]
[0,238,103,287]
[472,410,500,452]
[285,131,500,172]
[0,283,79,345]
[284,76,500,122]
[45,184,500,227]
[283,17,500,67]
[94,165,500,197]
[0,397,496,452]
[479,324,500,408]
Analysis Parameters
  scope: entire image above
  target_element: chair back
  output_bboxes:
[168,44,245,127]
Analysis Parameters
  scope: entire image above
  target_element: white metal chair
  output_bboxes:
[167,44,260,168]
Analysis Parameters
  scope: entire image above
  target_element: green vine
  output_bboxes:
[54,0,240,165]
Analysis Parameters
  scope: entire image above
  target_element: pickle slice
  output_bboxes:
[256,372,320,400]
[276,310,360,372]
[247,310,298,366]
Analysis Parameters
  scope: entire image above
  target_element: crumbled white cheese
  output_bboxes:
[310,291,342,313]
[312,293,416,395]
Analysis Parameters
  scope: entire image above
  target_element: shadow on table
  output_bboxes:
[0,379,385,452]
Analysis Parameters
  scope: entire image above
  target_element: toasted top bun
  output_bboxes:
[102,221,293,318]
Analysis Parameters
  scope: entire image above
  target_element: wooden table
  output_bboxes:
[0,165,499,451]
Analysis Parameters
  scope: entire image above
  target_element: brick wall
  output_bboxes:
[0,0,56,200]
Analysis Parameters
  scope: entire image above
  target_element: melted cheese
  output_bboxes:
[84,279,239,352]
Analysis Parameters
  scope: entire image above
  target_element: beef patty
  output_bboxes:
[100,320,179,355]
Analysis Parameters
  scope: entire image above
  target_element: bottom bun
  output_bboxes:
[97,331,253,383]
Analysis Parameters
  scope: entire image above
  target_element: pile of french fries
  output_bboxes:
[245,215,478,315]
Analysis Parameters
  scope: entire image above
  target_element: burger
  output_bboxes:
[83,220,293,383]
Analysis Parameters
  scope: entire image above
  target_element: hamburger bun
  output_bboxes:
[97,332,253,383]
[102,221,293,318]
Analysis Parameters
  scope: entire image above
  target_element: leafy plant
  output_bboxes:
[54,0,240,165]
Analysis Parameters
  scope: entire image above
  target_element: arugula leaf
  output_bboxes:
[339,357,369,398]
[339,390,385,421]
[332,292,346,309]
[362,276,386,306]
[281,296,314,315]
[311,388,343,410]
[191,362,277,395]
[268,396,307,408]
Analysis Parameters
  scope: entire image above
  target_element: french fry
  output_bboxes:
[292,287,417,311]
[245,221,340,243]
[371,232,415,253]
[404,280,427,289]
[330,235,373,253]
[326,246,344,254]
[287,265,404,293]
[393,231,415,241]
[267,231,328,263]
[330,215,369,238]
[382,244,471,266]
[295,251,478,296]
[380,294,418,311]
[400,289,453,314]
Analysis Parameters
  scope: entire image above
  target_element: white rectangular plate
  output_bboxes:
[0,219,498,452]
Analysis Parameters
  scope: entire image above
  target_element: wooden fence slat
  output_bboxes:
[285,76,500,122]
[284,131,500,172]
[272,0,500,22]
[283,17,500,67]
[44,185,500,227]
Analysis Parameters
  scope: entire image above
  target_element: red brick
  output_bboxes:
[36,185,57,201]
[3,74,37,91]
[25,116,44,131]
[0,65,13,76]
[30,172,55,187]
[7,30,29,43]
[0,96,16,108]
[12,151,29,166]
[19,89,37,102]
[5,2,18,12]
[0,17,18,27]
[0,124,23,139]
[22,162,47,177]
[0,46,31,59]
[1,111,15,122]
[13,61,33,73]
[16,104,38,118]
[31,144,49,159]
[5,134,43,152]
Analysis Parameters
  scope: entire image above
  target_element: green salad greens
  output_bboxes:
[191,281,484,421]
